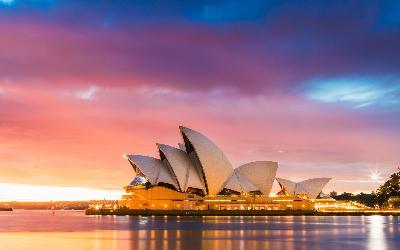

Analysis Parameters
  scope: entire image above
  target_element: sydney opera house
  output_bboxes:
[120,126,333,211]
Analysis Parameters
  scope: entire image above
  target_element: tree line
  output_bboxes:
[330,168,400,208]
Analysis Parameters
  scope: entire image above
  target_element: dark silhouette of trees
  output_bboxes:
[331,192,376,208]
[330,167,400,208]
[375,168,400,207]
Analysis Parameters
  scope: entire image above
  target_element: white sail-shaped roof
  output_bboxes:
[179,126,234,195]
[236,161,278,195]
[276,177,331,199]
[275,178,296,194]
[125,155,178,189]
[157,144,204,192]
[223,172,258,193]
[297,178,331,199]
[185,160,205,191]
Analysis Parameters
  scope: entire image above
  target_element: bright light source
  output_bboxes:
[371,174,379,180]
[369,170,381,183]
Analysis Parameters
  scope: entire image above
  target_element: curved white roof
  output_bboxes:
[179,126,234,195]
[223,172,258,193]
[126,155,178,189]
[275,178,296,194]
[276,177,331,199]
[297,178,331,199]
[157,144,204,192]
[236,161,278,195]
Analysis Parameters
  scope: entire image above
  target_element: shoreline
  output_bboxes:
[0,208,13,211]
[85,209,400,216]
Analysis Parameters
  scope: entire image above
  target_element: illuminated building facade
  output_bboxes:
[120,126,332,211]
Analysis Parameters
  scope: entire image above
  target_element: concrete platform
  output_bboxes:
[85,208,400,216]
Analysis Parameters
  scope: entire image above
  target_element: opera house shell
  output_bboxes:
[275,177,331,199]
[124,126,330,199]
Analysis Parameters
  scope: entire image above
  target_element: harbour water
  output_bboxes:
[0,210,399,250]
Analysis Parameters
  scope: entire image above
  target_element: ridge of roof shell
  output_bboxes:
[223,171,259,193]
[125,154,178,189]
[275,177,331,199]
[275,177,296,194]
[179,126,234,195]
[156,143,204,192]
[236,161,278,195]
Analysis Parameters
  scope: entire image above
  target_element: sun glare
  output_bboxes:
[369,170,381,183]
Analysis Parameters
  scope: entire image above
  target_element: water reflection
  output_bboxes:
[368,216,387,250]
[0,211,399,250]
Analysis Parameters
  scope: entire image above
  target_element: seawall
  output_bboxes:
[85,209,400,216]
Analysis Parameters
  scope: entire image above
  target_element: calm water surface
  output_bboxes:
[0,210,399,250]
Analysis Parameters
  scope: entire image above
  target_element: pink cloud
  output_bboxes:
[0,83,398,193]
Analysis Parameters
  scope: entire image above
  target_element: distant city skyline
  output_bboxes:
[1,1,399,200]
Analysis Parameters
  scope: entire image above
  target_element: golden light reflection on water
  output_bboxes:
[0,211,399,250]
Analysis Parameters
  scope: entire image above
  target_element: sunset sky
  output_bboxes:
[1,1,400,200]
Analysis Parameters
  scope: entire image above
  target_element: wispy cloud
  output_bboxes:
[75,85,98,100]
[304,77,400,108]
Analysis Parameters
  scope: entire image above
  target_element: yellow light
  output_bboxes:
[204,199,247,202]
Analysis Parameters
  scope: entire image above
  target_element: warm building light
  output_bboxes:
[204,199,247,202]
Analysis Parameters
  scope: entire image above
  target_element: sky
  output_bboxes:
[1,0,400,200]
